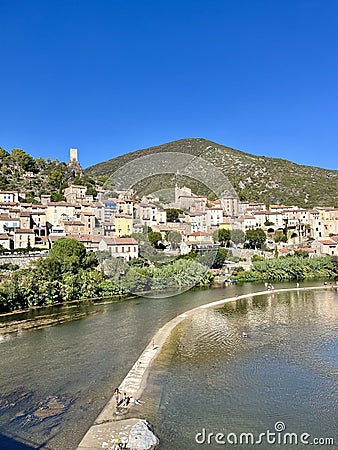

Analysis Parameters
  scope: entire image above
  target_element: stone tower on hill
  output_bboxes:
[69,148,78,162]
[67,147,83,179]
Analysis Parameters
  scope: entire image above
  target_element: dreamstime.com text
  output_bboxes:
[195,422,335,446]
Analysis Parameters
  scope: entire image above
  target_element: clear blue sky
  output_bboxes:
[1,0,338,170]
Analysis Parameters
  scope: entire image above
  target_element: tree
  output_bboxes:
[49,238,87,273]
[26,236,32,252]
[11,148,36,172]
[148,231,163,247]
[212,228,231,246]
[165,208,183,222]
[245,228,266,249]
[51,192,65,202]
[82,251,99,269]
[166,230,181,249]
[97,175,109,186]
[86,185,97,197]
[294,249,309,258]
[0,147,9,159]
[273,230,287,243]
[230,229,245,247]
[212,247,228,268]
[47,165,67,191]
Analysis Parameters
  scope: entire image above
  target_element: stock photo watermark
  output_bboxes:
[195,421,335,446]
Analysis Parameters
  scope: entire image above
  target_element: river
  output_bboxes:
[144,286,338,449]
[0,281,336,449]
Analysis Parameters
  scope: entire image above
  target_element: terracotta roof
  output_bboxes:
[14,228,35,234]
[188,231,210,236]
[0,202,18,206]
[101,237,138,245]
[47,202,75,207]
[63,221,84,226]
[115,214,133,219]
[318,239,336,245]
[187,213,204,217]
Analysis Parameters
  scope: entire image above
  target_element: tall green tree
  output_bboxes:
[274,230,287,243]
[212,247,229,268]
[166,230,182,249]
[230,229,245,246]
[245,228,266,249]
[11,148,36,172]
[49,238,87,273]
[148,231,162,247]
[165,208,183,222]
[212,228,231,246]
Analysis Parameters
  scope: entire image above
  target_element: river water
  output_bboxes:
[0,282,336,449]
[144,287,338,449]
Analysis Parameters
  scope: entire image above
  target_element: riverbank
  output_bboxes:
[76,285,329,449]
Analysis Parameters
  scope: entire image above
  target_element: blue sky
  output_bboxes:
[1,0,338,169]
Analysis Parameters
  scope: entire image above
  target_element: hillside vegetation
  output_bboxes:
[0,147,95,202]
[85,138,338,208]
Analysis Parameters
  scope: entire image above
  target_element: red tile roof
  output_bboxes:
[101,237,138,245]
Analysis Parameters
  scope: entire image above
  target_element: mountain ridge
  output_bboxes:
[84,138,338,208]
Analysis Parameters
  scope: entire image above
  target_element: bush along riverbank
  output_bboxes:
[0,239,214,312]
[234,255,338,282]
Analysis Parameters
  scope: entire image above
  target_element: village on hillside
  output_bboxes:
[1,148,338,262]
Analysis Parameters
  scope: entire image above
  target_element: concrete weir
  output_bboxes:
[76,285,327,449]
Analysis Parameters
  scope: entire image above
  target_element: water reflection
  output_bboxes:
[0,283,271,449]
[146,289,338,449]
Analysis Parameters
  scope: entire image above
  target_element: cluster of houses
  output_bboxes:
[1,180,338,260]
[1,143,338,262]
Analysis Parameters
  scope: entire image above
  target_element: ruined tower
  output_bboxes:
[69,148,78,162]
[67,147,83,179]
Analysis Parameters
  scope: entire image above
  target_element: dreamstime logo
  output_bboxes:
[102,151,239,297]
[195,421,335,446]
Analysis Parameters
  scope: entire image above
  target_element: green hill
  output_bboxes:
[85,138,338,208]
[0,147,95,203]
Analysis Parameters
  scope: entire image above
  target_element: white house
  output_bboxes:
[98,237,139,260]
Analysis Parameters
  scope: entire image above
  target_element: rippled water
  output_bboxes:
[145,289,338,449]
[0,282,275,449]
